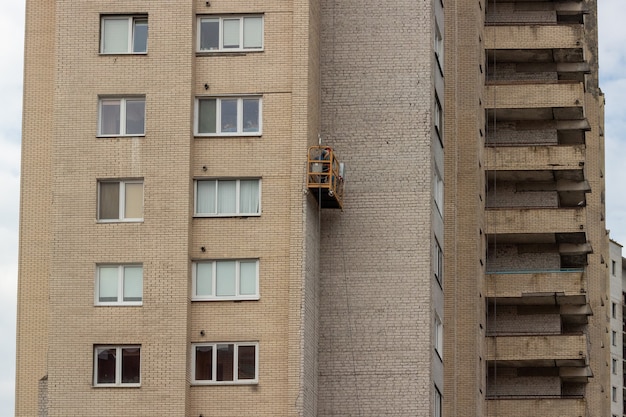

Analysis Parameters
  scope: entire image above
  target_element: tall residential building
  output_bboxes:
[15,0,609,417]
[609,240,624,416]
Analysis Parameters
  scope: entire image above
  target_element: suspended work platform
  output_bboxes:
[307,146,345,210]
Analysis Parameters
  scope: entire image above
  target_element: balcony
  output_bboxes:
[485,207,585,235]
[486,334,587,367]
[485,82,584,111]
[485,146,584,169]
[486,270,585,304]
[485,25,584,51]
[486,397,585,417]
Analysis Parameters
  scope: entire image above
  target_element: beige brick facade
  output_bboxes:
[16,0,610,416]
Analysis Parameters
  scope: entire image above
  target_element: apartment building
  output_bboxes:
[609,240,624,417]
[15,0,609,417]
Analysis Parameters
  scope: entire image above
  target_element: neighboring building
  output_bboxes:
[610,240,624,417]
[15,1,610,417]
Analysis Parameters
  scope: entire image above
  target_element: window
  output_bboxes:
[435,94,443,142]
[434,22,443,71]
[193,260,259,301]
[99,97,145,136]
[434,313,443,359]
[94,346,141,386]
[612,358,618,374]
[613,302,617,319]
[196,97,261,136]
[434,385,442,417]
[434,238,443,287]
[195,179,260,216]
[612,260,617,276]
[612,330,617,346]
[198,16,263,52]
[101,16,148,54]
[96,265,142,305]
[98,180,144,221]
[612,386,617,402]
[192,342,258,384]
[434,169,443,215]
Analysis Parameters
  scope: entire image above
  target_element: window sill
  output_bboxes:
[97,134,146,139]
[192,297,259,302]
[95,303,143,307]
[191,380,258,386]
[93,383,141,388]
[196,50,264,57]
[194,133,262,138]
[99,52,148,56]
[193,214,260,218]
[97,219,144,223]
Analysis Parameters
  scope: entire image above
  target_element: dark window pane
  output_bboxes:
[243,99,259,132]
[238,345,256,380]
[216,344,234,381]
[125,100,145,135]
[121,347,141,383]
[133,19,148,53]
[198,99,216,134]
[195,346,213,381]
[220,99,237,132]
[200,20,219,50]
[96,348,116,384]
[99,182,120,219]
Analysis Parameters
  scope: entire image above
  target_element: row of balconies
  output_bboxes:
[483,2,593,412]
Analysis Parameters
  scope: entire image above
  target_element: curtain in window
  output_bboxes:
[195,263,213,296]
[217,181,236,214]
[198,99,216,134]
[216,261,236,296]
[243,17,262,48]
[239,180,259,214]
[197,181,216,214]
[99,182,120,219]
[100,100,121,135]
[102,19,128,53]
[223,19,240,48]
[239,261,256,295]
[98,267,119,302]
[124,182,143,219]
[123,266,142,302]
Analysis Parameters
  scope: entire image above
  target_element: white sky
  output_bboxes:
[0,1,625,415]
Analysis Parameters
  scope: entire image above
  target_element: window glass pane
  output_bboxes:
[198,99,216,134]
[217,180,236,214]
[133,19,148,53]
[216,261,236,296]
[220,99,238,132]
[200,19,219,50]
[223,19,240,49]
[96,348,116,384]
[195,346,213,380]
[238,345,256,380]
[100,100,121,135]
[99,182,120,219]
[123,266,142,302]
[125,99,145,135]
[239,261,257,295]
[98,267,119,302]
[242,99,260,132]
[239,180,259,214]
[195,263,213,296]
[196,181,216,214]
[102,19,129,53]
[121,347,140,383]
[124,182,143,219]
[216,344,234,381]
[243,17,263,49]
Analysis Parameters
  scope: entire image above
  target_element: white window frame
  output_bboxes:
[434,313,443,360]
[195,97,262,136]
[434,385,442,417]
[434,238,443,287]
[434,21,443,72]
[97,179,144,222]
[93,345,141,387]
[197,15,264,52]
[191,342,259,385]
[192,260,259,301]
[434,169,444,216]
[98,97,146,137]
[100,16,148,54]
[435,94,443,143]
[194,179,261,217]
[95,264,143,306]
